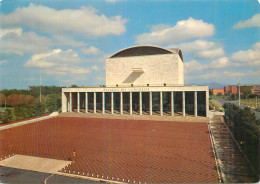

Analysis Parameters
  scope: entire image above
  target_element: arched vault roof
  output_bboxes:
[108,45,183,61]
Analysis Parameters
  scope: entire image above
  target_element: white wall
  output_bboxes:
[106,54,184,87]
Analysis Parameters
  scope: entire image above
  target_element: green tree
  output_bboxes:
[242,86,252,99]
[34,101,45,116]
[1,108,13,123]
[45,94,61,113]
[71,84,78,87]
[209,90,213,96]
[13,105,34,121]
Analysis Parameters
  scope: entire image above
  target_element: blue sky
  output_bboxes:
[0,0,259,89]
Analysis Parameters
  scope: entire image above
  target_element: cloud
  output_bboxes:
[187,69,260,81]
[230,42,260,66]
[91,65,100,71]
[168,40,217,53]
[136,17,215,45]
[52,35,86,47]
[0,60,7,65]
[105,0,122,3]
[81,46,101,55]
[195,47,225,59]
[184,57,230,73]
[233,13,260,29]
[24,49,90,76]
[0,3,127,37]
[0,28,52,57]
[0,28,22,38]
[168,39,224,59]
[95,76,105,81]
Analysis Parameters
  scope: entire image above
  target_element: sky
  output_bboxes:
[0,0,259,89]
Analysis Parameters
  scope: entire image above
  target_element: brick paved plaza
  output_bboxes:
[0,117,218,183]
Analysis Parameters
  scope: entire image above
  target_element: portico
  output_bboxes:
[62,86,208,117]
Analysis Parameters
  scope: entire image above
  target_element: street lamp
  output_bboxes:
[238,83,241,107]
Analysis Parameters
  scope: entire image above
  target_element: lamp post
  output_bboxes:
[238,83,241,107]
[256,96,258,109]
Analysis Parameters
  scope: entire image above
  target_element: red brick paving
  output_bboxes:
[0,117,219,183]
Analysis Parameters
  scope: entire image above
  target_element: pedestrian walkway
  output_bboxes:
[209,115,254,182]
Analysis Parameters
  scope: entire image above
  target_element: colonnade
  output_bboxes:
[64,91,207,117]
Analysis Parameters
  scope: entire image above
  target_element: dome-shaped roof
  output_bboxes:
[108,45,183,61]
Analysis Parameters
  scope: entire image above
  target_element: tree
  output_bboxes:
[242,86,252,99]
[209,90,213,96]
[1,109,13,123]
[71,84,78,87]
[217,92,222,98]
[45,94,61,113]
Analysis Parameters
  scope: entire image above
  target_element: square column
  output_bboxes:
[194,91,197,117]
[149,92,152,115]
[102,92,105,114]
[111,92,114,114]
[130,92,132,115]
[61,92,67,112]
[120,92,123,114]
[69,92,72,112]
[77,92,80,113]
[85,92,88,113]
[171,91,174,116]
[94,92,96,113]
[182,91,185,117]
[139,92,142,115]
[206,90,209,117]
[160,92,163,116]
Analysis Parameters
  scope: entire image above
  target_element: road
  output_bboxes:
[216,98,260,120]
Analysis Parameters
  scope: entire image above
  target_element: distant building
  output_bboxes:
[224,86,238,94]
[212,89,224,95]
[252,85,260,95]
[224,85,260,95]
[62,45,209,117]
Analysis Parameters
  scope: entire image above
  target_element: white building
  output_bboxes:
[62,45,209,117]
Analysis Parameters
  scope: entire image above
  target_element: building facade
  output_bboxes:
[212,89,224,95]
[224,86,238,94]
[62,46,209,117]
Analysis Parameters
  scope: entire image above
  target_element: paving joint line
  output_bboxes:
[55,171,125,184]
